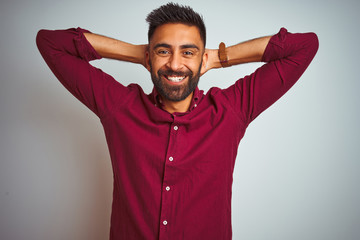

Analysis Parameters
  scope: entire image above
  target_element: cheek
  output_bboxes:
[185,55,203,68]
[188,60,203,74]
[150,57,167,71]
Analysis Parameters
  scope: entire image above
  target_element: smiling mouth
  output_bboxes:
[164,75,186,83]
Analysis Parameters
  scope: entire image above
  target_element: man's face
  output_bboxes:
[146,23,207,102]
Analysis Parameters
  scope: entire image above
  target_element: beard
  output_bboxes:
[150,61,202,102]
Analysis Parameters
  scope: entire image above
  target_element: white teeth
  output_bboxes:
[167,76,185,82]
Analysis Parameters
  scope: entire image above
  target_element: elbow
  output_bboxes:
[306,32,319,57]
[36,29,59,63]
[36,29,49,52]
[36,29,58,53]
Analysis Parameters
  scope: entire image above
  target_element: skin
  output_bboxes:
[145,23,208,113]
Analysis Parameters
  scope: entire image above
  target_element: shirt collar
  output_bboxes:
[150,87,202,113]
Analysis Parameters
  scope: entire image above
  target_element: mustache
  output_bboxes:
[158,69,192,77]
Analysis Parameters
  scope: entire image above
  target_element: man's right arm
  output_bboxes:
[83,32,147,67]
[36,28,145,117]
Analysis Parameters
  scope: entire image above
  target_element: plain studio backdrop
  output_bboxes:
[1,0,359,239]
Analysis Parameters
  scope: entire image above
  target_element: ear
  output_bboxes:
[145,50,151,72]
[200,51,208,76]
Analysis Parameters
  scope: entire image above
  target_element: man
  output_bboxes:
[36,3,318,240]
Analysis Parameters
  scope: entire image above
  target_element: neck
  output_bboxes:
[161,92,193,114]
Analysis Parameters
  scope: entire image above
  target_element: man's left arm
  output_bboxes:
[202,35,271,74]
[204,28,319,123]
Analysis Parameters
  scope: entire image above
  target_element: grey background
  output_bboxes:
[1,0,359,239]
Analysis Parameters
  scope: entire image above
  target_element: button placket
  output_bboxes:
[159,121,180,238]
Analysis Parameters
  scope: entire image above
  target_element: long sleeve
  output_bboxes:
[36,28,130,118]
[222,28,319,124]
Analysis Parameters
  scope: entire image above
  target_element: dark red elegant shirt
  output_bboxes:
[36,27,318,240]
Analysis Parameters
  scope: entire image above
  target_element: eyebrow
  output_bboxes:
[181,44,199,50]
[153,43,199,50]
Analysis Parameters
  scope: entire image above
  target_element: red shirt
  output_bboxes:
[36,27,318,240]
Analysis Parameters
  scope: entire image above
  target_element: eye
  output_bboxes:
[157,49,170,55]
[183,51,194,56]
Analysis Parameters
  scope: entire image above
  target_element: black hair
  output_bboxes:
[146,2,206,46]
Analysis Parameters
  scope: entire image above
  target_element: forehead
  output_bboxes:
[150,23,203,48]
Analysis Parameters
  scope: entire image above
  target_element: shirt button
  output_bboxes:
[163,220,168,225]
[174,126,178,131]
[166,186,170,191]
[194,104,197,107]
[169,156,173,162]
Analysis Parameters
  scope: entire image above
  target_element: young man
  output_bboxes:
[36,3,318,240]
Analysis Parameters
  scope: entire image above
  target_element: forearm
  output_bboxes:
[206,36,271,70]
[83,32,147,66]
[226,36,271,65]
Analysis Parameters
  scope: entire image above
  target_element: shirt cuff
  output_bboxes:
[261,27,288,62]
[74,27,102,62]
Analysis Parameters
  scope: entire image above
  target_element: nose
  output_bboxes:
[167,52,183,71]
